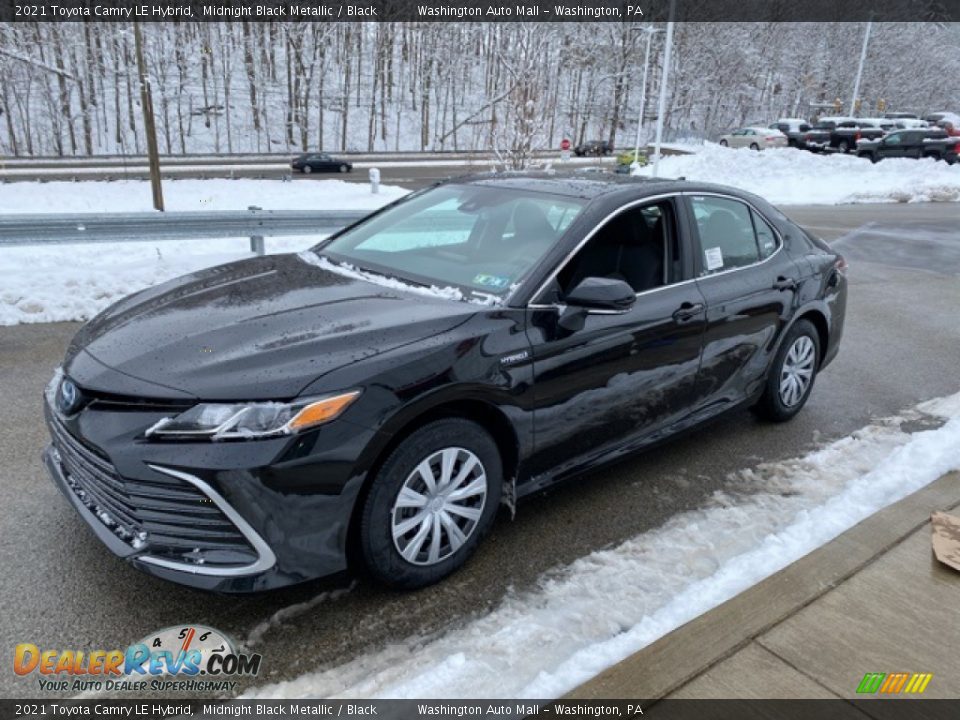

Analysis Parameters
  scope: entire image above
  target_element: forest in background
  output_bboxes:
[1,21,958,159]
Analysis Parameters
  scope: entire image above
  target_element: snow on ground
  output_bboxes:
[0,235,328,326]
[0,178,407,214]
[242,391,960,700]
[636,143,960,204]
[0,178,410,325]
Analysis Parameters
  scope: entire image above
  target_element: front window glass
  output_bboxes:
[314,184,586,299]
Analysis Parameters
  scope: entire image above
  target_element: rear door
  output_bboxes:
[683,193,802,411]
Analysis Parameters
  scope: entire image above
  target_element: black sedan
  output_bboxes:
[291,152,352,174]
[42,175,847,592]
[574,140,613,156]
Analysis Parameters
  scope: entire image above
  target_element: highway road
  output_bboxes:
[1,202,958,698]
[0,152,625,185]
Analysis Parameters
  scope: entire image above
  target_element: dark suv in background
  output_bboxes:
[857,129,959,163]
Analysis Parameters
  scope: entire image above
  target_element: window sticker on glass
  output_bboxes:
[473,273,511,289]
[704,247,724,271]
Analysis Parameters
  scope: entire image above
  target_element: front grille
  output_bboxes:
[49,414,258,569]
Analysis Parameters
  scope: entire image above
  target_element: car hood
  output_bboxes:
[65,253,475,401]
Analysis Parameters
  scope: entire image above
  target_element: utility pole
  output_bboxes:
[631,26,662,172]
[133,22,164,211]
[849,21,872,117]
[651,0,676,179]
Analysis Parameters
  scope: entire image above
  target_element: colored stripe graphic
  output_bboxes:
[858,672,932,694]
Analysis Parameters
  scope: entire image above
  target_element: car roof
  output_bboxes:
[440,171,771,207]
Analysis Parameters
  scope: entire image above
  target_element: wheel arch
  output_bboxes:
[344,397,521,567]
[791,306,830,369]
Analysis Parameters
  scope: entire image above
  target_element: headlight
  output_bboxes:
[145,390,361,441]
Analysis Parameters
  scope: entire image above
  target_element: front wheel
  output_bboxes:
[302,165,312,175]
[753,319,821,422]
[360,419,502,589]
[719,139,728,147]
[837,140,850,153]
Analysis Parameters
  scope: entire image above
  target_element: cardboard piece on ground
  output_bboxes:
[931,511,960,573]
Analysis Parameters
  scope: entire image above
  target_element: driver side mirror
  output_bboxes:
[558,277,636,332]
[564,277,636,311]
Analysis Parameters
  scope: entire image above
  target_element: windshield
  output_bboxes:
[313,184,585,300]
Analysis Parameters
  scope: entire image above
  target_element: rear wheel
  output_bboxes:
[360,419,501,589]
[749,142,760,151]
[837,140,850,153]
[754,319,821,422]
[339,164,349,173]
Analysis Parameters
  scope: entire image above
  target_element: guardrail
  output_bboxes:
[0,209,370,254]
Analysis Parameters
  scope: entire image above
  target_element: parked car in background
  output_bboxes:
[574,140,613,156]
[857,129,959,164]
[291,152,353,174]
[923,111,960,126]
[769,119,812,147]
[892,118,930,130]
[719,126,788,150]
[801,119,885,153]
[884,112,919,120]
[938,120,960,137]
[856,118,897,132]
[41,174,847,592]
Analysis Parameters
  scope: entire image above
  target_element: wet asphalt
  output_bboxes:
[0,202,958,698]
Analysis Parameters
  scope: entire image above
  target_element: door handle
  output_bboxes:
[773,276,797,291]
[672,302,704,323]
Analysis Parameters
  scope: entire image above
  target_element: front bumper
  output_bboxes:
[42,398,379,592]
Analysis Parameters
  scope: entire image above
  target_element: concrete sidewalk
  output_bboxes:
[570,472,960,703]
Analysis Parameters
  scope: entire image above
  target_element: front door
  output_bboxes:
[524,198,706,486]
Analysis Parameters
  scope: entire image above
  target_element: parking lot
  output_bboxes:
[1,202,958,698]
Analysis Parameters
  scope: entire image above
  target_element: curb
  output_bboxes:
[568,471,960,699]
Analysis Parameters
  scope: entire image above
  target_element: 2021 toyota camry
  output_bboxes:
[43,174,847,592]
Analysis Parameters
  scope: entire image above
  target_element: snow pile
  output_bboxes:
[0,236,329,326]
[0,179,412,326]
[636,144,960,205]
[0,178,407,214]
[243,392,960,700]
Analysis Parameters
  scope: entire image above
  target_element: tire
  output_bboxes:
[360,419,502,589]
[719,139,728,147]
[753,319,821,423]
[837,140,850,153]
[339,164,349,173]
[749,143,760,151]
[302,165,312,175]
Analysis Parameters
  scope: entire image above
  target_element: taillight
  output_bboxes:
[854,131,861,142]
[766,136,778,142]
[835,255,848,276]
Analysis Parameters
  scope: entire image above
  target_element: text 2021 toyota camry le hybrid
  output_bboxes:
[43,174,847,592]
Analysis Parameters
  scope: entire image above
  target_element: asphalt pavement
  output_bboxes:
[1,202,958,698]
